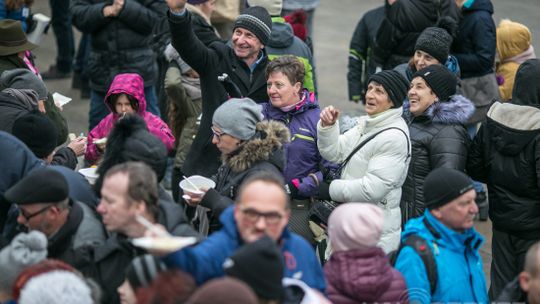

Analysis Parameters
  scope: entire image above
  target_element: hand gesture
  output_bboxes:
[67,136,87,156]
[165,0,187,13]
[320,106,340,127]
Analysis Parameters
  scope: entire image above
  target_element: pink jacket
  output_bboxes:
[85,73,174,165]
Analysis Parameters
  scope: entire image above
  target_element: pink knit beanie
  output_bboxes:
[328,203,384,252]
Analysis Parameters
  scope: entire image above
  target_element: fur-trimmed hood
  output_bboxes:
[222,120,290,173]
[404,94,475,124]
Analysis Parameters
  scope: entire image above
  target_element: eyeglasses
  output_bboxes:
[18,205,52,222]
[239,207,283,225]
[211,126,225,140]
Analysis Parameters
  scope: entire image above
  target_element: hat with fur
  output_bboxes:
[0,231,47,294]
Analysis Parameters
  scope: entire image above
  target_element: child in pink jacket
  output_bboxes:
[85,73,174,165]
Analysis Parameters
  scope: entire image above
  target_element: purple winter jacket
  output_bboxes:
[262,90,326,197]
[324,247,409,304]
[85,73,175,165]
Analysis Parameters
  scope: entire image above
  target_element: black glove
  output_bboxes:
[317,182,332,200]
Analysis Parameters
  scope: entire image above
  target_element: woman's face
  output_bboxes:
[408,77,438,116]
[115,94,136,115]
[364,82,394,116]
[117,280,136,304]
[211,125,242,155]
[267,71,302,108]
[413,50,441,71]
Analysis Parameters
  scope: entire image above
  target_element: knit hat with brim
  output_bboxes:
[0,20,37,56]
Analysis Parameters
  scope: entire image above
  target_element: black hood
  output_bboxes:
[267,20,294,48]
[512,58,540,109]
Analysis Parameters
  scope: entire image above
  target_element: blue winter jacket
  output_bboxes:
[395,211,488,304]
[162,206,326,292]
[262,90,326,197]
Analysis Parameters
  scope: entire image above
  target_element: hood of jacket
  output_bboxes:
[485,101,540,155]
[1,88,39,111]
[268,18,295,48]
[222,120,290,172]
[402,211,484,252]
[324,247,394,302]
[104,73,147,117]
[496,19,532,61]
[512,59,540,109]
[462,0,493,14]
[405,94,475,124]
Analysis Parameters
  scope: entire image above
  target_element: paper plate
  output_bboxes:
[131,236,197,252]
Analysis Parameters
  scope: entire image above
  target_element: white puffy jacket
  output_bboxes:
[317,107,410,252]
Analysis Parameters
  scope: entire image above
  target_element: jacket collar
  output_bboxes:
[404,94,475,125]
[47,200,83,258]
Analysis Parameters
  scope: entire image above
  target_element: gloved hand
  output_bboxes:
[317,182,332,201]
[286,180,300,198]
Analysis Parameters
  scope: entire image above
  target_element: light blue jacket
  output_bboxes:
[395,211,488,304]
[162,206,326,292]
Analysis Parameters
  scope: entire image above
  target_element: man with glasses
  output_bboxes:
[160,172,326,292]
[4,167,106,267]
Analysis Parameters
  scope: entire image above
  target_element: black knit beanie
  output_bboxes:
[424,168,474,210]
[368,70,410,108]
[223,236,284,300]
[12,110,58,158]
[233,6,272,45]
[125,255,167,290]
[414,17,457,64]
[412,65,457,102]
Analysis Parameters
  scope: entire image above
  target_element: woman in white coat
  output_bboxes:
[317,70,411,252]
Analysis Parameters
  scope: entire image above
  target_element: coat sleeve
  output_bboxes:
[117,0,166,36]
[466,124,488,182]
[161,231,233,285]
[71,0,111,34]
[329,130,409,203]
[146,114,176,153]
[168,10,221,76]
[199,188,234,219]
[85,119,110,165]
[51,147,78,170]
[317,120,355,164]
[429,126,470,171]
[348,15,369,101]
[395,246,432,304]
[454,12,496,75]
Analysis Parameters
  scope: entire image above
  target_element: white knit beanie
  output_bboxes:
[19,271,93,304]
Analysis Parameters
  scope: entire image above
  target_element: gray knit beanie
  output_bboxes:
[234,6,272,45]
[0,231,48,294]
[19,271,93,304]
[0,68,48,101]
[213,98,263,140]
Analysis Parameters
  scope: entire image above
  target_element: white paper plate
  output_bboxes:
[131,236,197,252]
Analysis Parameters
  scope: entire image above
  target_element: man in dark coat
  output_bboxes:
[71,0,168,130]
[467,59,540,300]
[166,0,272,178]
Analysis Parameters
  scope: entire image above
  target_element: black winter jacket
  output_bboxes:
[168,10,270,178]
[348,5,384,102]
[467,102,540,239]
[373,0,458,69]
[200,121,289,232]
[452,0,496,78]
[401,96,474,225]
[71,0,167,92]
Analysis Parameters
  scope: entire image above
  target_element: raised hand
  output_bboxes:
[320,106,340,127]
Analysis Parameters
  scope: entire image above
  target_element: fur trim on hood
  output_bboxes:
[488,101,540,131]
[426,94,475,124]
[223,120,290,173]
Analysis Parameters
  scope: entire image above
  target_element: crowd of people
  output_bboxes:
[0,0,539,303]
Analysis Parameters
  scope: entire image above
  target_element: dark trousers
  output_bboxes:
[489,228,539,300]
[49,0,74,73]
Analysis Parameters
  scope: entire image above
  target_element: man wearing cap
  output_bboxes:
[395,167,488,304]
[4,167,106,269]
[165,0,272,179]
[0,20,68,144]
